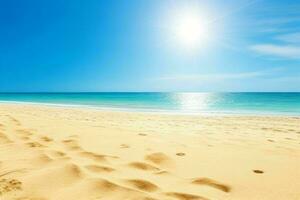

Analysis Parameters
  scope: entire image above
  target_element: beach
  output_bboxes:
[0,103,300,200]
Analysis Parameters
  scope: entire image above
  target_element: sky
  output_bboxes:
[0,0,299,92]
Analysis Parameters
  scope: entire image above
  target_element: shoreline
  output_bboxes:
[1,100,299,117]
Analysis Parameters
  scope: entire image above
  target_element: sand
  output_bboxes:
[0,103,299,200]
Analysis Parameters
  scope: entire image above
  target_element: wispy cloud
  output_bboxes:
[250,2,300,33]
[250,44,300,59]
[256,17,300,27]
[159,71,267,82]
[157,67,286,83]
[154,68,297,92]
[248,1,300,59]
[250,31,300,59]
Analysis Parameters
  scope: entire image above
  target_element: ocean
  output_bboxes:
[0,92,299,116]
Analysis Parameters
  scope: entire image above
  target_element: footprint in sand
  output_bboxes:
[125,179,159,192]
[26,142,45,148]
[120,144,130,148]
[85,164,115,173]
[253,169,264,174]
[78,151,118,163]
[165,192,208,200]
[145,152,172,167]
[79,151,107,162]
[128,162,160,171]
[47,150,67,158]
[61,139,82,151]
[191,177,231,193]
[154,170,169,175]
[287,129,295,132]
[0,178,22,195]
[138,133,147,136]
[261,127,270,131]
[176,152,185,156]
[40,136,53,143]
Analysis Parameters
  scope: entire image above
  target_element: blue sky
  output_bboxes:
[0,0,299,92]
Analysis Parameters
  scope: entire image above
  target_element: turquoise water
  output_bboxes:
[0,93,300,115]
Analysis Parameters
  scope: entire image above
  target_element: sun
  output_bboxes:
[169,10,210,49]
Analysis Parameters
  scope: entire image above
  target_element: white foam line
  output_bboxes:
[0,100,299,117]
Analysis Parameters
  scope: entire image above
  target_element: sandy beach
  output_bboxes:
[0,103,299,200]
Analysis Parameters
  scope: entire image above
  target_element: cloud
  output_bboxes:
[248,4,300,56]
[155,69,298,92]
[250,44,300,59]
[250,31,300,59]
[256,17,300,26]
[158,67,286,84]
[159,71,266,82]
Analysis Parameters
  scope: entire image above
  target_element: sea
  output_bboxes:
[0,92,299,116]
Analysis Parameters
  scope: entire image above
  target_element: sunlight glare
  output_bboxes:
[170,10,210,49]
[174,93,211,111]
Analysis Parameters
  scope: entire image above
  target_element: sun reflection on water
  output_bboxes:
[172,93,215,111]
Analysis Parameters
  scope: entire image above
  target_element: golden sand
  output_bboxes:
[0,104,299,200]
